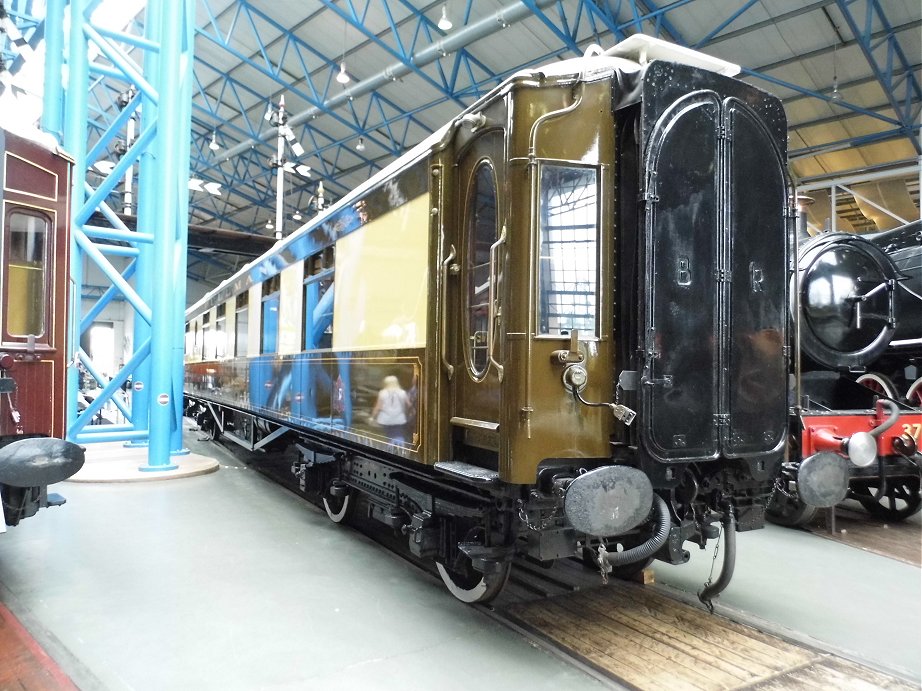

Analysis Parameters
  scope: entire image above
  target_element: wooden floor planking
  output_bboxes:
[504,580,916,691]
[807,504,922,567]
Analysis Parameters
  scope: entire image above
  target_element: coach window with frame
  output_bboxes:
[261,275,281,354]
[537,165,600,338]
[4,211,49,338]
[466,162,498,379]
[303,251,334,351]
[235,293,249,357]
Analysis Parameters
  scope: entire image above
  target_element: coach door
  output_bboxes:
[447,128,505,461]
[638,63,788,464]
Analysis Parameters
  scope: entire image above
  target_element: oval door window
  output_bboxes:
[466,161,498,379]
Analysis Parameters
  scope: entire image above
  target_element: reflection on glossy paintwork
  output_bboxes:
[185,354,422,454]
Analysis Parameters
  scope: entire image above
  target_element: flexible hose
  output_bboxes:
[869,399,900,438]
[869,400,900,501]
[698,508,737,610]
[605,494,671,566]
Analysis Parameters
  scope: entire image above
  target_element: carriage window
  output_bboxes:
[466,162,498,378]
[261,275,281,354]
[235,293,249,357]
[215,303,227,358]
[5,212,48,336]
[537,165,599,337]
[304,253,334,350]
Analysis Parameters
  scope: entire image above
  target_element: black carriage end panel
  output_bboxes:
[636,61,789,465]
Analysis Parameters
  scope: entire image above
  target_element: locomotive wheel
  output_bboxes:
[435,559,511,604]
[856,372,899,400]
[766,487,817,527]
[322,489,352,524]
[906,377,922,407]
[852,479,922,522]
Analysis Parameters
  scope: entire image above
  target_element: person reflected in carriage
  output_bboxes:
[370,375,410,443]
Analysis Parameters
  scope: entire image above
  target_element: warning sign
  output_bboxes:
[157,393,170,406]
[133,381,144,392]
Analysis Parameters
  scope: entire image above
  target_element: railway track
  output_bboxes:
[215,438,917,691]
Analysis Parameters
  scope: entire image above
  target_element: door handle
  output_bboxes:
[487,225,507,381]
[440,243,457,379]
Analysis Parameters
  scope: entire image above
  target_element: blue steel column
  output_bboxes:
[39,0,65,140]
[61,0,195,469]
[128,0,160,450]
[169,0,194,455]
[63,0,89,435]
[145,0,193,468]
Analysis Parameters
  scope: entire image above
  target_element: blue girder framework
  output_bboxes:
[46,0,194,466]
[0,2,916,459]
[181,0,918,239]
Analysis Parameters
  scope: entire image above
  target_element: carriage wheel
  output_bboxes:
[435,527,511,604]
[906,377,922,407]
[322,486,352,524]
[435,559,511,604]
[852,479,922,522]
[766,483,818,527]
[856,372,899,400]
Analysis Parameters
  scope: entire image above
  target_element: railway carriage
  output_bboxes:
[185,36,856,605]
[0,127,85,532]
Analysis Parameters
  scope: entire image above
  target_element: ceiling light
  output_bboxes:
[292,210,302,221]
[355,137,366,152]
[336,61,350,84]
[437,5,452,31]
[830,42,842,102]
[265,219,274,230]
[209,130,220,152]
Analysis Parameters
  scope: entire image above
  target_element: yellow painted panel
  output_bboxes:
[247,284,261,357]
[333,194,430,350]
[278,261,304,355]
[7,264,44,335]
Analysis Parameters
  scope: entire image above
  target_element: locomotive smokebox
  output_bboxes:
[0,437,86,488]
[564,466,654,536]
[798,233,899,369]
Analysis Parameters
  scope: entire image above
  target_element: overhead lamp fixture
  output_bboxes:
[437,5,452,31]
[336,60,350,85]
[292,209,302,221]
[336,18,351,85]
[830,43,842,101]
[316,181,326,211]
[208,130,220,152]
[355,136,366,152]
[265,219,274,231]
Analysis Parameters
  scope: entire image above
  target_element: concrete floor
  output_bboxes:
[1,435,919,689]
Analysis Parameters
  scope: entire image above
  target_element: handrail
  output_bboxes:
[440,243,457,379]
[487,225,507,381]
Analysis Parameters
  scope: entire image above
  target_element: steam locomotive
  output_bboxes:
[766,220,922,526]
[185,36,855,606]
[0,127,85,533]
